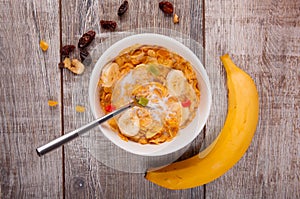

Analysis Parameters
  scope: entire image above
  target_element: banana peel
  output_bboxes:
[145,54,259,190]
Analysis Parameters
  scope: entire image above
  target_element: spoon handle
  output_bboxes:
[36,102,134,156]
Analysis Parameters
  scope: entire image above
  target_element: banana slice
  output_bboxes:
[180,107,190,127]
[71,59,85,74]
[117,108,140,137]
[63,58,85,75]
[145,120,164,139]
[101,62,120,87]
[166,70,186,96]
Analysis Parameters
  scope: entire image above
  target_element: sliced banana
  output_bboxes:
[63,58,85,75]
[180,107,190,127]
[166,70,186,96]
[70,59,85,74]
[145,120,163,139]
[117,108,140,137]
[101,62,120,87]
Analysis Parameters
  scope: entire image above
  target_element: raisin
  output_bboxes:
[78,30,96,48]
[61,45,75,57]
[118,1,128,16]
[100,20,117,31]
[58,62,65,69]
[80,49,92,65]
[80,49,89,62]
[159,1,174,15]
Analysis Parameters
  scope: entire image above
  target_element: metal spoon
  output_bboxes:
[36,100,141,156]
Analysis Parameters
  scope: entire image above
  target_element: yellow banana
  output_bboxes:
[145,54,259,190]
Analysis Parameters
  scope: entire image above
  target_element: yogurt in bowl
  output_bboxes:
[89,33,212,156]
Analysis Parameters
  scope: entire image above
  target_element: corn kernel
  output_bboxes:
[40,40,49,51]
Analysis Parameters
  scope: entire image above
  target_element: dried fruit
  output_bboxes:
[118,0,128,16]
[173,14,179,23]
[159,1,174,15]
[75,105,85,112]
[138,97,149,107]
[78,30,96,48]
[80,49,92,66]
[105,104,116,112]
[63,57,71,68]
[80,49,89,61]
[100,20,117,31]
[48,100,58,107]
[181,99,191,107]
[61,45,75,57]
[40,40,49,51]
[63,57,85,75]
[58,62,65,69]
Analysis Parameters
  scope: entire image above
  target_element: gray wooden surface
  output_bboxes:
[1,0,299,198]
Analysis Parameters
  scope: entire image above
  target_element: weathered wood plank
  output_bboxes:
[0,0,62,198]
[61,0,205,198]
[204,0,300,198]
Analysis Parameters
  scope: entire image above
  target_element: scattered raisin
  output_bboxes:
[159,1,174,15]
[100,20,117,31]
[58,62,65,69]
[118,1,128,16]
[80,49,89,62]
[80,49,92,65]
[61,45,75,57]
[78,30,96,48]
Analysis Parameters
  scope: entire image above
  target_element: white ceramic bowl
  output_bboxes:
[89,33,212,156]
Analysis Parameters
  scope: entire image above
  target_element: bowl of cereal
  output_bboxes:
[89,33,211,156]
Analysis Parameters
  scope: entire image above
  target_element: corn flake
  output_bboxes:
[75,105,85,113]
[40,40,49,51]
[48,100,58,107]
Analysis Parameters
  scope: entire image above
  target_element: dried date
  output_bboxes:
[100,20,117,31]
[78,30,96,48]
[159,1,174,15]
[118,1,128,16]
[61,45,75,57]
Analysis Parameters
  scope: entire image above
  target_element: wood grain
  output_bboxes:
[1,0,299,198]
[0,0,62,198]
[204,0,300,198]
[61,0,205,198]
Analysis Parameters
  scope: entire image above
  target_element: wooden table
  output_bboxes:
[1,0,299,198]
